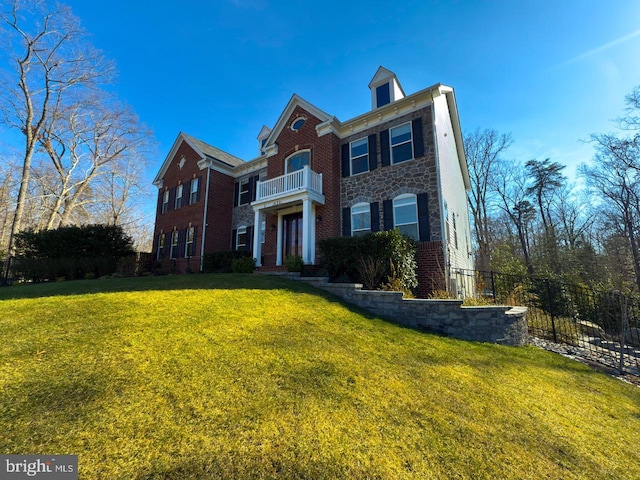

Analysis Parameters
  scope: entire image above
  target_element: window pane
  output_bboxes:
[286,151,310,173]
[376,83,390,107]
[351,138,368,157]
[351,156,368,175]
[395,204,417,225]
[392,142,413,163]
[398,223,419,240]
[390,123,411,145]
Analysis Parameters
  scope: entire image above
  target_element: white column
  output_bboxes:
[276,213,284,266]
[302,199,313,264]
[252,209,263,267]
[310,203,316,264]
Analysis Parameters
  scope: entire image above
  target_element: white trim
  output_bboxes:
[200,167,211,271]
[236,226,248,251]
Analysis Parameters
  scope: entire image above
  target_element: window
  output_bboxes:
[236,226,247,251]
[393,194,419,240]
[170,230,179,259]
[261,220,266,244]
[162,190,169,214]
[376,82,391,107]
[351,203,371,236]
[350,138,369,175]
[157,232,165,259]
[189,178,199,205]
[185,226,195,257]
[175,184,183,209]
[239,179,250,205]
[390,122,413,164]
[285,150,310,173]
[290,117,306,131]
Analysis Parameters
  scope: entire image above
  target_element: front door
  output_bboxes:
[283,213,303,259]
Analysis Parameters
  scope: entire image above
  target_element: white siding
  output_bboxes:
[433,94,474,295]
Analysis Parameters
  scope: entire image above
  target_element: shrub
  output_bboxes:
[203,250,252,273]
[319,230,417,293]
[231,256,256,273]
[284,255,303,272]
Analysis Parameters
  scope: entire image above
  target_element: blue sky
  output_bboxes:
[35,0,640,185]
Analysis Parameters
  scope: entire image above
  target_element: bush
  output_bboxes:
[203,250,252,273]
[231,256,256,273]
[284,255,303,272]
[318,230,417,293]
[11,225,134,282]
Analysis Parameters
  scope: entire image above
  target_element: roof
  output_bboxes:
[153,132,245,186]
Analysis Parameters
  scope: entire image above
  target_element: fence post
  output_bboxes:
[620,295,628,374]
[490,271,496,304]
[546,279,558,343]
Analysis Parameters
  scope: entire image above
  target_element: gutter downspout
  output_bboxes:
[200,165,211,272]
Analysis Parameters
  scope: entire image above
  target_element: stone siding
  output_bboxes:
[340,105,442,242]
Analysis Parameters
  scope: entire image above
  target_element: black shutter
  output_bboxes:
[157,190,163,215]
[342,207,351,236]
[184,180,191,205]
[370,202,380,232]
[341,143,350,177]
[368,134,377,171]
[246,226,253,252]
[251,175,259,201]
[231,229,237,250]
[412,118,424,158]
[247,176,255,204]
[177,229,186,258]
[168,187,176,211]
[196,177,202,203]
[383,199,393,231]
[233,182,240,207]
[417,192,430,241]
[380,129,390,167]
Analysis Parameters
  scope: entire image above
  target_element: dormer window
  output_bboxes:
[376,83,391,108]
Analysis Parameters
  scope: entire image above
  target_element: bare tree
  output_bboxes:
[463,128,512,272]
[582,133,640,292]
[37,92,151,228]
[492,159,536,276]
[0,0,113,274]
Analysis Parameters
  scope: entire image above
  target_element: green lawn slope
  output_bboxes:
[1,274,639,479]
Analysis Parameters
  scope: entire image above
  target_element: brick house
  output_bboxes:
[152,67,474,297]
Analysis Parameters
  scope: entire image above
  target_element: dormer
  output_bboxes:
[257,125,272,156]
[368,66,405,110]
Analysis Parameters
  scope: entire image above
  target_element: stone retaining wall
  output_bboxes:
[298,277,528,346]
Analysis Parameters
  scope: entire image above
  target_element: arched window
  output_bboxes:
[285,150,310,174]
[351,202,371,236]
[393,194,418,240]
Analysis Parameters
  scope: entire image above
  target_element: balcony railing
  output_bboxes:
[256,166,323,202]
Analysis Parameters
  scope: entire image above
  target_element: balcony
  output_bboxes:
[253,166,324,208]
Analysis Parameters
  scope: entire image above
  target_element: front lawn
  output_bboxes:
[1,274,639,479]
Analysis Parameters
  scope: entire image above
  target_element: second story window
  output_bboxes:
[189,178,200,205]
[162,190,169,214]
[175,184,184,209]
[239,179,250,205]
[350,138,369,175]
[285,151,310,174]
[390,123,413,164]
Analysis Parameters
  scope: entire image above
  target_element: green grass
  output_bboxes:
[1,274,640,479]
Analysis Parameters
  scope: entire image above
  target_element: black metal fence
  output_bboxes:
[450,269,640,376]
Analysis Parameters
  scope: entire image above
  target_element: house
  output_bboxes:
[151,67,474,297]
